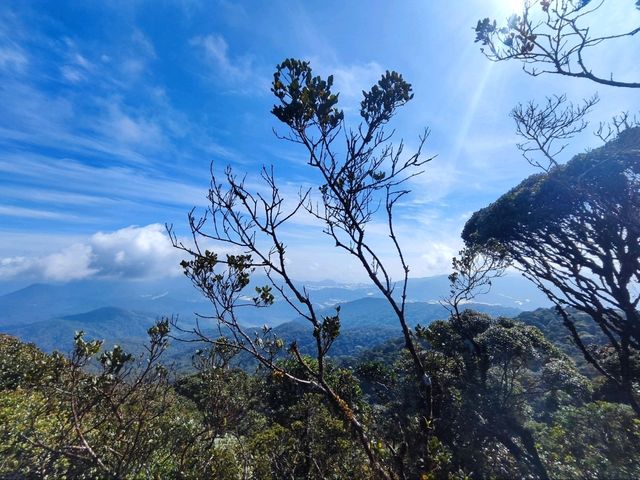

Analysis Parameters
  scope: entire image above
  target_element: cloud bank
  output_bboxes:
[0,224,183,282]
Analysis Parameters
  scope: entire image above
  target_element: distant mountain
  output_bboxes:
[0,287,609,378]
[287,297,520,330]
[2,306,203,372]
[402,274,551,309]
[0,272,549,329]
[0,296,523,360]
[296,274,550,311]
[0,276,369,329]
[0,281,566,378]
[0,278,208,328]
[4,307,160,353]
[0,272,552,361]
[273,297,521,358]
[0,279,30,296]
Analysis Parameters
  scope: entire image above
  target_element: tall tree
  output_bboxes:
[170,58,435,479]
[462,128,640,414]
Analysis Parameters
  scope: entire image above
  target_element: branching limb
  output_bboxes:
[511,93,599,171]
[595,110,640,142]
[475,0,640,88]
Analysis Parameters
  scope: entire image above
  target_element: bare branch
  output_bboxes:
[511,93,599,171]
[595,110,640,142]
[475,0,640,88]
[444,245,509,319]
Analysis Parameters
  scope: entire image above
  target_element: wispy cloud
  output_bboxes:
[0,153,209,209]
[306,59,384,113]
[190,33,270,94]
[102,100,165,149]
[0,8,28,72]
[190,34,250,80]
[0,186,119,207]
[0,45,27,71]
[331,62,383,100]
[0,77,165,166]
[58,38,96,84]
[0,205,87,221]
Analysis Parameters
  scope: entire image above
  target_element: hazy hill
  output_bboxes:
[0,272,549,329]
[0,276,370,329]
[0,279,209,328]
[287,297,520,330]
[1,295,520,360]
[0,272,553,362]
[5,307,160,353]
[269,298,520,358]
[1,290,602,377]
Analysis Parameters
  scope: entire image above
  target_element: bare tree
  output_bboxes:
[595,110,640,142]
[511,93,599,171]
[475,0,640,88]
[168,59,436,479]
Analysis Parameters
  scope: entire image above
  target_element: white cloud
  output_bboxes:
[42,244,97,281]
[0,205,86,221]
[0,256,32,279]
[0,224,184,282]
[0,45,27,71]
[190,34,253,81]
[89,224,182,278]
[417,241,460,276]
[0,243,96,282]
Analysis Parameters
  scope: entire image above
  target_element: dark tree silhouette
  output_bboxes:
[510,93,599,171]
[475,0,640,88]
[462,127,640,414]
[595,111,640,143]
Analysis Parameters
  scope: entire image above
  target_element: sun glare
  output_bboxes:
[494,0,525,16]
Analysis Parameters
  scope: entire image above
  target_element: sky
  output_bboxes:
[0,0,638,287]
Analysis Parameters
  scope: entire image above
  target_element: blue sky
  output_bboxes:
[0,0,638,285]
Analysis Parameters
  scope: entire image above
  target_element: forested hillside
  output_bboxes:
[2,306,639,479]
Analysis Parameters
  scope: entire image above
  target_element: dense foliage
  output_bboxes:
[2,308,640,479]
[463,128,640,415]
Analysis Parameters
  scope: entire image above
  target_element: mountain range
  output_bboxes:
[0,273,551,358]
